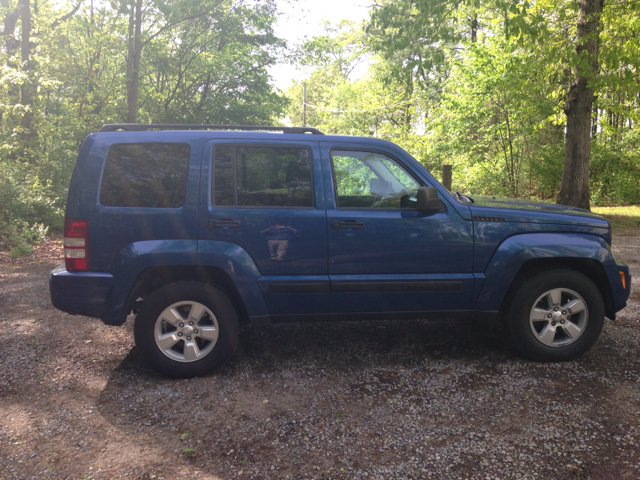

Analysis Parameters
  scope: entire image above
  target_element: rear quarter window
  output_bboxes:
[100,143,190,208]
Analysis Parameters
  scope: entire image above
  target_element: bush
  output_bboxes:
[590,134,640,206]
[0,161,60,257]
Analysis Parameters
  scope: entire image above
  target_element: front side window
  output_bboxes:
[213,146,313,208]
[331,150,420,209]
[100,143,190,208]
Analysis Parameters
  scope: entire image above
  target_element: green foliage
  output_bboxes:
[419,39,558,198]
[590,132,640,206]
[0,0,287,253]
[0,161,56,255]
[287,2,640,207]
[10,243,33,259]
[1,0,639,252]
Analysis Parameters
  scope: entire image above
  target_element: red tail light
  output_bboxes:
[64,218,89,271]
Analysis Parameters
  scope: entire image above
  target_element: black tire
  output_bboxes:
[505,269,604,362]
[134,281,239,378]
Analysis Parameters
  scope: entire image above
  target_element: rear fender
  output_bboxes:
[196,240,266,317]
[101,240,198,325]
[102,240,266,325]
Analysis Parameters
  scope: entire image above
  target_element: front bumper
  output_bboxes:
[48,264,113,319]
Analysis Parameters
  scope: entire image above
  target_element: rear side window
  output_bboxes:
[100,143,190,208]
[213,146,313,208]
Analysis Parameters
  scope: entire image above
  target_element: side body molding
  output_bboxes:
[475,233,622,312]
[197,240,267,317]
[102,240,198,325]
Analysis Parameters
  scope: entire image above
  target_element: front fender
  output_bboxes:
[475,233,621,312]
[102,240,198,325]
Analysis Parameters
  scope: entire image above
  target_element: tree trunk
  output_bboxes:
[470,15,478,43]
[126,0,142,123]
[2,0,20,131]
[591,96,598,137]
[557,0,604,210]
[19,0,34,139]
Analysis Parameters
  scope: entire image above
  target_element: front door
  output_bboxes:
[198,140,328,315]
[322,144,474,314]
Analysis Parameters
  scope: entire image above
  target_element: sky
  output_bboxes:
[268,0,372,91]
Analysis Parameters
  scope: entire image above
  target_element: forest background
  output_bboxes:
[1,0,639,256]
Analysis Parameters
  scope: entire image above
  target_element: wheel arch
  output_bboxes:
[474,233,619,320]
[122,265,250,327]
[100,239,267,326]
[498,257,615,320]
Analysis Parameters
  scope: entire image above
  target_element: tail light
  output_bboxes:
[64,218,89,271]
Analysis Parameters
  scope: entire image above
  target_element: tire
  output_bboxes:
[505,269,604,362]
[134,281,239,378]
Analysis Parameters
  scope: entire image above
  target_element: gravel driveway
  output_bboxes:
[1,236,639,480]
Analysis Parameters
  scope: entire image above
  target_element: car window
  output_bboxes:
[100,143,190,208]
[331,150,420,209]
[213,146,313,208]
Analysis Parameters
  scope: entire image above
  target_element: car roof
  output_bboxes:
[91,126,400,148]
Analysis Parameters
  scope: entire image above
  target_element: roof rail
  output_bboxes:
[99,124,324,135]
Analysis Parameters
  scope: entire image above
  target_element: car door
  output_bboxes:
[198,139,329,315]
[321,142,475,314]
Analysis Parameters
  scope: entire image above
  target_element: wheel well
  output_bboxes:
[123,266,250,326]
[500,257,615,320]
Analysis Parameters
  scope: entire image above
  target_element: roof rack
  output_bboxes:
[99,124,324,135]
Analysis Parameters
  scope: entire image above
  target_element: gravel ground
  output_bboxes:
[0,235,639,480]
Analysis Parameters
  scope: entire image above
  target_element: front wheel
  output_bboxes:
[506,269,605,362]
[134,282,239,378]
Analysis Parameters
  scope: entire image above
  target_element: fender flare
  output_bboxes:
[101,240,198,325]
[474,233,619,312]
[196,240,266,317]
[101,239,266,325]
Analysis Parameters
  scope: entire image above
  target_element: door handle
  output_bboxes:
[208,219,241,228]
[332,220,364,230]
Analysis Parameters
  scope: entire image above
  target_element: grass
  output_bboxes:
[592,205,640,235]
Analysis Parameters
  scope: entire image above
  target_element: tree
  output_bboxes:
[0,0,288,255]
[556,0,604,209]
[365,0,613,207]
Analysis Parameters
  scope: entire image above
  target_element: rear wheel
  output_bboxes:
[506,269,604,361]
[134,282,239,378]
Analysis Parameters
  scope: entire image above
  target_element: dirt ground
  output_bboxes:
[0,235,639,480]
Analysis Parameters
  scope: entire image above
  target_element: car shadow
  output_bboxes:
[109,316,511,381]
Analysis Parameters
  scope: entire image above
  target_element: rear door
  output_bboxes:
[198,139,328,315]
[321,142,475,314]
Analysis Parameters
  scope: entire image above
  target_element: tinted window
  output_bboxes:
[213,146,312,207]
[100,143,190,208]
[331,150,420,209]
[214,146,236,206]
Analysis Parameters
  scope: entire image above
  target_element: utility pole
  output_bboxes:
[303,83,307,127]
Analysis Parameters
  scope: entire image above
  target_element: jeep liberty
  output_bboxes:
[49,124,632,378]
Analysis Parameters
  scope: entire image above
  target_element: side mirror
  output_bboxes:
[416,186,445,213]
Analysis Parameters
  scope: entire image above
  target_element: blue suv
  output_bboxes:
[49,124,631,378]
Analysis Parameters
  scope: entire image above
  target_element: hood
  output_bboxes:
[468,196,610,229]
